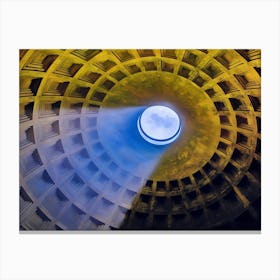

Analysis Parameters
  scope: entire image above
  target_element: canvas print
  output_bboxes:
[19,49,261,231]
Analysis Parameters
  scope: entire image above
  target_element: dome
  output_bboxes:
[19,49,261,231]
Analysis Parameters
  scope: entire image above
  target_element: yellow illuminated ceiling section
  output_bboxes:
[19,49,261,231]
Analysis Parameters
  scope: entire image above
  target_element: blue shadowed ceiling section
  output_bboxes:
[96,106,169,177]
[26,106,173,230]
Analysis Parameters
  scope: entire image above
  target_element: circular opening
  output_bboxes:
[137,105,181,145]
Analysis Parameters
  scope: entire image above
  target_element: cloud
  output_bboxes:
[149,112,177,129]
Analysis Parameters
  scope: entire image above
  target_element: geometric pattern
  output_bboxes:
[19,49,261,230]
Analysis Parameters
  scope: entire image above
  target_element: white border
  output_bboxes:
[1,1,280,280]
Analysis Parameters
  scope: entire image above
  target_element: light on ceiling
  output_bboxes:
[137,105,181,145]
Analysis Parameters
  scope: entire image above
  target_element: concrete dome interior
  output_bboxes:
[19,49,261,230]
